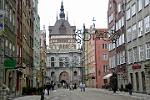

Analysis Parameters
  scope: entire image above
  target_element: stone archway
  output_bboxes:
[59,71,69,88]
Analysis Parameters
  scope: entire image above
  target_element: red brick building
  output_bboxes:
[86,28,109,88]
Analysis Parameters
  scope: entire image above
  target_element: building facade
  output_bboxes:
[0,0,17,97]
[126,0,150,93]
[85,28,109,88]
[16,0,23,95]
[46,1,82,87]
[39,26,47,87]
[107,0,127,89]
[22,0,34,90]
[33,0,40,87]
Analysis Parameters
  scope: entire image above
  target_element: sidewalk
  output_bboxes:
[87,88,150,100]
[12,95,50,100]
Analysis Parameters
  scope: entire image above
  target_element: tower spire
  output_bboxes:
[59,1,65,19]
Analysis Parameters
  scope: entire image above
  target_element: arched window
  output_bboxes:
[74,71,77,76]
[51,57,56,67]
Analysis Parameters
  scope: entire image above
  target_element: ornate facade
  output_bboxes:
[46,1,82,87]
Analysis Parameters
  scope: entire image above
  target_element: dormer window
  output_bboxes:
[118,3,121,13]
[109,3,112,8]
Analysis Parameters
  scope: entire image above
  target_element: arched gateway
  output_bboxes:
[59,71,69,88]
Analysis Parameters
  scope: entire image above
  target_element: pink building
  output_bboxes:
[86,29,110,88]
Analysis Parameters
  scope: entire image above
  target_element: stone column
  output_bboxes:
[145,64,150,94]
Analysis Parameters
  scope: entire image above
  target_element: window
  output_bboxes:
[126,8,131,20]
[108,14,113,23]
[103,65,108,72]
[144,15,150,33]
[117,53,120,65]
[98,70,101,76]
[5,4,8,17]
[65,57,69,67]
[121,17,124,27]
[128,49,133,64]
[127,27,132,42]
[144,0,149,7]
[132,24,137,39]
[51,57,55,67]
[133,47,139,62]
[118,3,121,13]
[59,57,63,67]
[9,9,12,22]
[146,42,150,59]
[138,20,143,37]
[12,45,15,52]
[9,42,12,49]
[120,51,125,64]
[102,44,107,49]
[118,34,125,46]
[139,45,145,61]
[102,54,108,60]
[138,0,143,12]
[109,56,115,68]
[12,12,15,26]
[131,4,136,16]
[5,39,8,47]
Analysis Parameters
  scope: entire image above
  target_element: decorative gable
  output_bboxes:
[59,23,66,34]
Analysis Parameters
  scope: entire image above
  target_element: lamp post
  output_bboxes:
[75,24,92,85]
[40,67,44,100]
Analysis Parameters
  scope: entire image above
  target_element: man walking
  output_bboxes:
[82,83,85,92]
[79,82,83,92]
[127,82,133,95]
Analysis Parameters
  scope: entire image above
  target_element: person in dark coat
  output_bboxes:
[110,73,118,93]
[127,82,133,95]
[73,83,77,89]
[46,83,51,95]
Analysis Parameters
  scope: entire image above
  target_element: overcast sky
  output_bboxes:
[38,0,109,44]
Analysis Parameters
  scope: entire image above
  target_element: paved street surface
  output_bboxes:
[12,88,150,100]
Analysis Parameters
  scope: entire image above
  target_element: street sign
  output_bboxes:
[4,57,16,69]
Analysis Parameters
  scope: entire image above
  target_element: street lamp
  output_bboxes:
[74,24,93,85]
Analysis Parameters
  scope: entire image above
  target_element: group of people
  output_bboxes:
[79,82,86,92]
[65,82,86,92]
[44,81,56,95]
[69,83,77,90]
[110,82,133,95]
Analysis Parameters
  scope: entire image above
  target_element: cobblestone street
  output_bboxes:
[12,88,150,100]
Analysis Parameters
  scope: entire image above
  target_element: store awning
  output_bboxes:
[103,73,112,79]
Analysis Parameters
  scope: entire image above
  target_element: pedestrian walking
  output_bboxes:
[110,73,118,93]
[82,83,86,92]
[79,82,83,92]
[73,83,77,89]
[127,82,133,95]
[46,83,51,95]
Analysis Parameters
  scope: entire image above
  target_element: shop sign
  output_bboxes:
[4,57,16,69]
[132,64,141,70]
